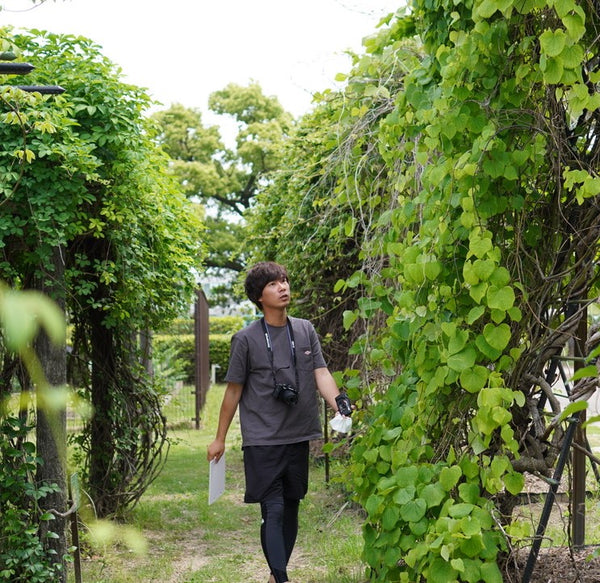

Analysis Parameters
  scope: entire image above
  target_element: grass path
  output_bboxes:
[70,385,366,583]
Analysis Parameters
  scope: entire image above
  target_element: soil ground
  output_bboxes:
[504,471,600,583]
[509,547,600,582]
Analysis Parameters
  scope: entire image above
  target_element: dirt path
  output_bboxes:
[164,528,211,583]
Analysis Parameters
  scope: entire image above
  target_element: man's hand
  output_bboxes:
[207,438,225,462]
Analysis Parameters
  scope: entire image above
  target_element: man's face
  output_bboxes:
[258,276,290,311]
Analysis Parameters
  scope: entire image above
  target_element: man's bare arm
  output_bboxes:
[207,382,243,462]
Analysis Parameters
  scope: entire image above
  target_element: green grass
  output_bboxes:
[68,385,368,583]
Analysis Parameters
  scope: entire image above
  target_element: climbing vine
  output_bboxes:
[341,0,600,580]
[251,0,600,580]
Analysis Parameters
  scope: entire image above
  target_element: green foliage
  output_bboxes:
[0,416,63,582]
[248,0,600,579]
[159,317,195,335]
[208,334,232,382]
[209,315,244,335]
[153,316,242,385]
[2,29,204,329]
[153,333,232,384]
[0,284,65,351]
[151,339,188,389]
[159,315,243,335]
[152,104,225,200]
[154,334,195,383]
[339,0,598,578]
[246,23,418,371]
[0,28,205,519]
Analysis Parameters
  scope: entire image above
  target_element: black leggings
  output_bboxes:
[260,497,300,583]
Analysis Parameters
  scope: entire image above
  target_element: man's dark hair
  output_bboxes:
[245,261,288,311]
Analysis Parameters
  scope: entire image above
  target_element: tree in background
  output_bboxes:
[0,27,203,577]
[153,83,292,307]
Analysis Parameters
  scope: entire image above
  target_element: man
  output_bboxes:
[207,261,351,583]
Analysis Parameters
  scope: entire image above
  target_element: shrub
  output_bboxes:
[208,334,231,382]
[153,333,233,384]
[159,317,194,335]
[0,416,64,583]
[210,315,244,335]
[159,315,244,336]
[154,334,195,383]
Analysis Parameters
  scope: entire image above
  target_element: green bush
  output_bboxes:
[159,318,194,335]
[209,334,231,382]
[0,416,64,582]
[153,316,244,384]
[210,315,244,335]
[153,333,232,384]
[154,334,195,382]
[159,315,244,336]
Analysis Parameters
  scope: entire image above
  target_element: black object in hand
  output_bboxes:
[335,392,352,417]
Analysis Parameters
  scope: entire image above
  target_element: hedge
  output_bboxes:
[153,333,232,384]
[160,315,244,336]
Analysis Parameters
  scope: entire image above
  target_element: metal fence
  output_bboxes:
[162,381,197,429]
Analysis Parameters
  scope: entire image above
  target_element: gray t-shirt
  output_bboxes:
[225,316,327,447]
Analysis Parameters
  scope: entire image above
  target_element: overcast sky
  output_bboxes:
[1,0,400,117]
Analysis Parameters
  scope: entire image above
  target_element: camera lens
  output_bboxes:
[273,384,298,406]
[285,390,298,405]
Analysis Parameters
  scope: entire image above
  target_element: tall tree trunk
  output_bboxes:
[88,307,116,517]
[140,329,153,377]
[35,246,68,583]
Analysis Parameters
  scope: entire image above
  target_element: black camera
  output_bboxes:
[273,383,299,406]
[335,392,353,417]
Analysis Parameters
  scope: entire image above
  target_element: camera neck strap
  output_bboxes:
[260,317,299,389]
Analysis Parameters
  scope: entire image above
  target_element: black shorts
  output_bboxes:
[242,441,310,503]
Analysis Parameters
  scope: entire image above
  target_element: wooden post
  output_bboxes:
[194,289,210,429]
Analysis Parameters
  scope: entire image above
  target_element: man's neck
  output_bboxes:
[263,308,287,327]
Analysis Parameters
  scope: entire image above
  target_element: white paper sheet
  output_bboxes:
[208,454,226,505]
